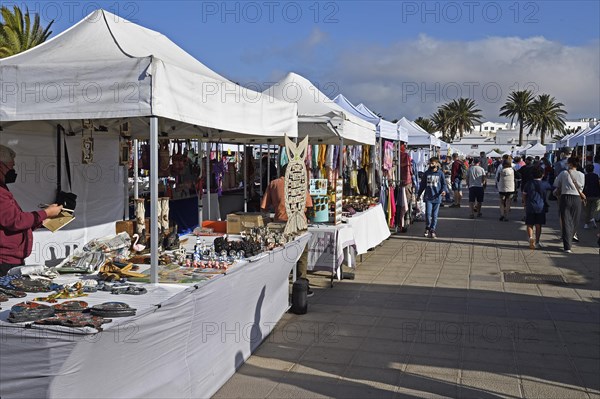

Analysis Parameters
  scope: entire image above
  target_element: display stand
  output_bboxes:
[0,235,310,399]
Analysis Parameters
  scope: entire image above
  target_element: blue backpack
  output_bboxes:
[527,181,546,213]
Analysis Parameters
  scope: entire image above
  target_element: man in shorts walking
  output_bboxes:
[467,158,487,218]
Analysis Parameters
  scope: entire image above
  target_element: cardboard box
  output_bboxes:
[227,213,270,234]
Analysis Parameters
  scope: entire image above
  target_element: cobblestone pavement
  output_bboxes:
[215,193,600,399]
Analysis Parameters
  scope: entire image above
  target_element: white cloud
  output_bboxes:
[240,27,329,64]
[325,35,599,121]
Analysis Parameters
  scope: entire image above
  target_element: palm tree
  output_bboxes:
[443,98,483,139]
[430,108,452,141]
[552,126,579,142]
[499,90,534,147]
[0,6,53,58]
[414,117,436,134]
[526,94,567,145]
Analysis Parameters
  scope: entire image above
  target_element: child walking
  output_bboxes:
[522,167,549,249]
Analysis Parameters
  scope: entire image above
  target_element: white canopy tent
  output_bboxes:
[355,103,408,142]
[263,73,375,145]
[0,10,299,283]
[397,117,442,147]
[571,124,600,147]
[520,143,547,157]
[486,150,503,158]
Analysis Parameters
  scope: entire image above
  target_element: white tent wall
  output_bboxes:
[0,122,124,265]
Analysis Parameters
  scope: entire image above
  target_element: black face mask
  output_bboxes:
[4,168,17,184]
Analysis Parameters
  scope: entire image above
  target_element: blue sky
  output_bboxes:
[7,0,600,120]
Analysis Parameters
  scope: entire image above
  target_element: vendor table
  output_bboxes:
[0,234,310,399]
[346,203,391,255]
[306,224,355,286]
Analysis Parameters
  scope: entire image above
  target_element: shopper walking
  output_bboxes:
[523,167,548,249]
[466,158,487,218]
[450,153,465,208]
[583,163,600,229]
[497,159,515,221]
[417,157,449,239]
[554,157,586,253]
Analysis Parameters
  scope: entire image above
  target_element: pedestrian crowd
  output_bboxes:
[417,148,600,252]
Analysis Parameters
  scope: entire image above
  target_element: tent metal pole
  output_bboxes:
[243,144,248,212]
[259,144,263,195]
[123,162,128,221]
[267,144,271,186]
[149,117,159,284]
[197,139,203,228]
[133,139,139,200]
[206,142,211,220]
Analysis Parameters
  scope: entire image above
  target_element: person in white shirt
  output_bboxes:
[553,157,586,253]
[497,159,516,221]
[466,158,487,218]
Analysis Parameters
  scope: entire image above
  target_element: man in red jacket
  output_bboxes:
[0,145,63,275]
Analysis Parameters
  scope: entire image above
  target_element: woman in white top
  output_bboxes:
[553,157,586,252]
[497,159,516,221]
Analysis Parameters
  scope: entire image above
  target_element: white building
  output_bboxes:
[470,121,514,136]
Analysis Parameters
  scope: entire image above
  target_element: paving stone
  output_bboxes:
[458,376,521,398]
[521,379,589,398]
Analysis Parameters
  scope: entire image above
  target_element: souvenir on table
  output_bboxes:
[0,286,27,298]
[309,179,328,196]
[56,251,106,274]
[10,278,53,293]
[82,136,94,164]
[52,300,88,313]
[335,178,343,224]
[0,293,8,302]
[8,302,55,323]
[33,282,89,303]
[283,135,309,235]
[35,312,112,331]
[90,302,137,318]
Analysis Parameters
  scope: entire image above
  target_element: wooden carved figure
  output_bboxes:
[284,135,309,235]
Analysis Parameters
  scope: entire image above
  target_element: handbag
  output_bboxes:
[566,169,587,206]
[56,125,78,210]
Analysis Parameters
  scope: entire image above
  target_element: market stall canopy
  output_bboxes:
[557,128,590,148]
[570,125,600,147]
[339,100,407,142]
[262,73,376,145]
[0,9,298,142]
[397,117,442,147]
[520,143,548,156]
[486,150,503,158]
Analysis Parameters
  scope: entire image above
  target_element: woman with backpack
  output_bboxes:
[497,159,515,221]
[523,167,549,249]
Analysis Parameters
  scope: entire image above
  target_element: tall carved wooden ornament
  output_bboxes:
[284,135,309,235]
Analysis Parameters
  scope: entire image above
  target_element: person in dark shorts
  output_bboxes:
[466,158,487,218]
[523,167,548,249]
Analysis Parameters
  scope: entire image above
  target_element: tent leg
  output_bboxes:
[133,139,139,201]
[206,142,211,220]
[149,117,159,284]
[197,139,203,228]
[243,144,248,212]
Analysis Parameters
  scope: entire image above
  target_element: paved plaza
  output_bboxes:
[216,194,600,399]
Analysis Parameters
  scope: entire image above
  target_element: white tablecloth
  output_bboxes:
[306,224,355,277]
[346,204,391,255]
[0,234,310,399]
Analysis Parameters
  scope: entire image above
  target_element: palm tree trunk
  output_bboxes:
[541,129,545,145]
[518,119,524,146]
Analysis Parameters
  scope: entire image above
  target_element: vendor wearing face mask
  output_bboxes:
[0,144,63,276]
[417,157,449,239]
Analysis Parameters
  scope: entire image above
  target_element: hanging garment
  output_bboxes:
[332,145,339,171]
[362,146,370,169]
[357,168,368,196]
[350,170,359,194]
[312,145,319,168]
[383,141,394,171]
[305,144,312,170]
[389,185,397,227]
[280,146,289,167]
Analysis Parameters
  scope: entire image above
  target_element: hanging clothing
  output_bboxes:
[350,170,359,194]
[357,168,368,195]
[361,146,370,169]
[383,141,394,171]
